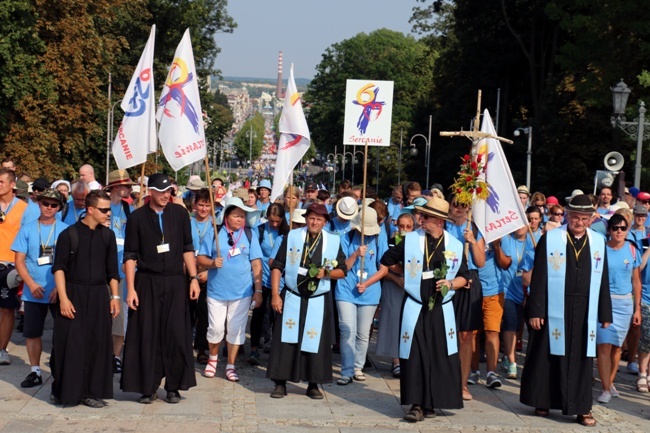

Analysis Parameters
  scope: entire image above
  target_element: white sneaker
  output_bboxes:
[0,349,10,365]
[597,391,611,404]
[610,384,620,397]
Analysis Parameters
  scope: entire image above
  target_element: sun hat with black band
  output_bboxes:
[147,173,173,192]
[335,196,358,221]
[565,194,596,214]
[304,203,330,221]
[36,188,65,207]
[414,196,453,222]
[106,169,136,188]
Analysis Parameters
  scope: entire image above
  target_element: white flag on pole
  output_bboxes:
[157,28,206,171]
[112,25,157,169]
[270,63,310,202]
[472,109,527,243]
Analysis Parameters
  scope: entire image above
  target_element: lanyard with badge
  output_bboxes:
[422,234,443,280]
[193,218,210,256]
[156,212,170,253]
[38,220,56,265]
[227,226,243,258]
[112,204,126,246]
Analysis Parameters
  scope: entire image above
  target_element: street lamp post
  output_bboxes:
[398,129,403,185]
[514,127,533,191]
[327,145,345,194]
[409,115,432,188]
[611,79,650,188]
[246,125,257,169]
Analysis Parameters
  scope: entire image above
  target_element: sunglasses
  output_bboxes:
[451,202,468,208]
[32,188,45,193]
[40,201,60,209]
[421,214,437,220]
[93,207,111,214]
[610,226,628,232]
[227,232,235,246]
[0,211,5,223]
[552,212,563,216]
[641,200,650,205]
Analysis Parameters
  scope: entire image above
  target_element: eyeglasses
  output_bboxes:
[610,226,628,232]
[40,201,60,209]
[451,202,468,208]
[93,207,111,214]
[552,212,563,216]
[32,187,45,193]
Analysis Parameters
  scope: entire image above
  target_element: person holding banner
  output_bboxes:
[380,196,469,422]
[267,203,347,399]
[520,194,612,427]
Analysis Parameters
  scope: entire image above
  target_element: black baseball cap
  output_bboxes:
[305,182,318,192]
[148,173,173,192]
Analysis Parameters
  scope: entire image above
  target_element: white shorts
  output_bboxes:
[206,296,252,345]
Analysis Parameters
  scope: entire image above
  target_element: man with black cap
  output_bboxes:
[21,177,50,225]
[267,203,348,399]
[303,182,318,203]
[121,173,200,404]
[520,194,612,427]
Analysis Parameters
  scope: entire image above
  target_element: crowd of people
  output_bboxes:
[1,155,649,427]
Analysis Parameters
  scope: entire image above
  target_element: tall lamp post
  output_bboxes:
[327,144,345,194]
[611,79,650,188]
[246,125,257,169]
[409,115,432,188]
[514,127,533,191]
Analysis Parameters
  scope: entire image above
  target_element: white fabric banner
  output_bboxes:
[472,109,527,243]
[270,64,310,202]
[112,25,157,169]
[343,79,393,146]
[156,28,206,171]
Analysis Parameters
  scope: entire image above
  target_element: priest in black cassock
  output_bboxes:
[520,194,612,427]
[380,196,470,422]
[120,173,200,404]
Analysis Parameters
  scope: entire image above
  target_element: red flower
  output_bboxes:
[463,154,471,161]
[470,161,477,170]
[465,176,473,182]
[477,154,482,163]
[456,188,462,193]
[469,188,474,193]
[476,187,482,194]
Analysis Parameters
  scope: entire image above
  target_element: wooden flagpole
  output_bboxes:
[358,139,369,284]
[289,171,294,231]
[203,155,221,258]
[138,163,146,208]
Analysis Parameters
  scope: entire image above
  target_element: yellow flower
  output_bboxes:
[443,250,456,260]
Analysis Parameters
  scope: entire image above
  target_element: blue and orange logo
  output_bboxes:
[125,69,151,117]
[158,58,200,133]
[352,83,385,135]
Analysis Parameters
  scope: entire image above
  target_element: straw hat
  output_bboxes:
[414,196,453,221]
[350,207,381,236]
[186,175,206,191]
[335,196,358,220]
[106,169,135,188]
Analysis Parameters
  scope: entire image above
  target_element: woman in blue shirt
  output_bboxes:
[336,206,388,385]
[596,214,642,403]
[248,203,289,365]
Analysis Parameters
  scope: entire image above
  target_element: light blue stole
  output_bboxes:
[282,227,340,353]
[546,227,604,357]
[399,229,463,358]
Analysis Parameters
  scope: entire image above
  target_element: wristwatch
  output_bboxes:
[110,295,121,300]
[189,275,200,281]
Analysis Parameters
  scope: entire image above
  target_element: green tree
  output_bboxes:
[233,113,264,164]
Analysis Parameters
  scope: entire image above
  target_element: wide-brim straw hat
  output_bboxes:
[186,175,206,191]
[106,169,136,188]
[414,196,453,221]
[565,194,595,214]
[350,206,381,236]
[216,197,256,226]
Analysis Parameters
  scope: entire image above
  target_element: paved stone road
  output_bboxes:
[1,317,649,432]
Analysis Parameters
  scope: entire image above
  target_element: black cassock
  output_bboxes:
[266,231,347,384]
[121,203,197,395]
[51,222,119,404]
[520,231,612,415]
[381,232,469,410]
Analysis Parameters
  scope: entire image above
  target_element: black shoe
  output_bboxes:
[113,356,122,374]
[139,393,158,404]
[423,408,437,418]
[80,397,103,408]
[306,384,323,399]
[50,394,62,405]
[21,372,43,388]
[166,390,181,404]
[270,384,287,398]
[404,405,424,423]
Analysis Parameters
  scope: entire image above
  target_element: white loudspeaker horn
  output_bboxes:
[604,151,624,172]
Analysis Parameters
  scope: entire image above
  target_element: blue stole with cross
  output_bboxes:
[399,229,463,358]
[546,226,604,357]
[282,227,340,353]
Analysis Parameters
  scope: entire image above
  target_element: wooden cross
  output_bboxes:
[402,332,410,343]
[307,328,318,339]
[590,330,596,341]
[448,328,455,339]
[552,328,562,340]
[285,319,296,329]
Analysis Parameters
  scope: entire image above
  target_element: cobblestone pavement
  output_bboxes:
[1,317,649,433]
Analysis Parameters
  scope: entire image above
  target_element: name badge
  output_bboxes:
[115,238,125,246]
[422,271,434,280]
[356,270,368,280]
[230,247,241,257]
[157,243,170,254]
[37,256,53,266]
[298,267,308,276]
[516,269,524,277]
[195,250,199,257]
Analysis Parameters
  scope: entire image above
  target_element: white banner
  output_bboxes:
[270,64,310,202]
[472,109,527,243]
[157,28,206,171]
[112,25,157,169]
[343,79,393,146]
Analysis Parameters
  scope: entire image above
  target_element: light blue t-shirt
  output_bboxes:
[255,222,281,288]
[386,198,402,236]
[62,204,85,226]
[21,200,41,225]
[190,217,214,255]
[607,243,640,296]
[109,202,135,279]
[200,226,263,301]
[256,200,271,214]
[499,234,535,304]
[445,220,484,271]
[642,257,650,305]
[629,228,647,250]
[336,230,388,305]
[11,219,69,303]
[478,245,501,297]
[269,234,285,290]
[328,217,352,238]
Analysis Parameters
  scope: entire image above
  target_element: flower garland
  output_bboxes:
[449,153,489,206]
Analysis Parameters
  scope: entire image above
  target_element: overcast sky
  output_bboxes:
[215,0,419,80]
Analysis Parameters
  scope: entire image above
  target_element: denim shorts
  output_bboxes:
[501,298,524,332]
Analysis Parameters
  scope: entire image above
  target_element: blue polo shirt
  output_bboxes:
[255,222,281,288]
[479,245,501,297]
[499,234,534,304]
[607,243,640,296]
[445,220,484,271]
[110,202,135,279]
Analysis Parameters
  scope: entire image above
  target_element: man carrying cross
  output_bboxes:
[520,194,612,427]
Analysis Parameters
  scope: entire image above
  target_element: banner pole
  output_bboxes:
[204,155,221,258]
[359,140,369,283]
[138,163,146,208]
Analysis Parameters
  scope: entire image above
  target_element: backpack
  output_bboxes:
[217,225,253,245]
